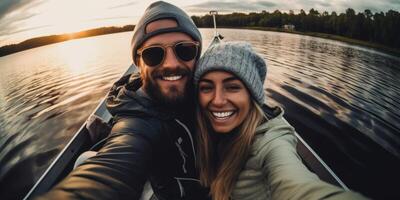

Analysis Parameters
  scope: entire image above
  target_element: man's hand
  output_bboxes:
[85,115,111,143]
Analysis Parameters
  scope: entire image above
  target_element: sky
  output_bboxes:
[0,0,399,47]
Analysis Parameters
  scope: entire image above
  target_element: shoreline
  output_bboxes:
[226,26,400,57]
[1,26,399,57]
[0,26,134,58]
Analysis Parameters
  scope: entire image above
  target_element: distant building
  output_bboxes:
[283,24,295,31]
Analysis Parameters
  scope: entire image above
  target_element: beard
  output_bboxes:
[142,65,194,108]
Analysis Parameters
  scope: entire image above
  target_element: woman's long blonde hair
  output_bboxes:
[196,99,265,200]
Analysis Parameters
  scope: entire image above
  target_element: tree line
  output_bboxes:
[0,25,135,57]
[1,8,399,57]
[191,8,400,49]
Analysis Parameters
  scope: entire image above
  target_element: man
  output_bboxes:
[37,1,208,199]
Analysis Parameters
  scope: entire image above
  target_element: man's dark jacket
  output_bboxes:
[38,73,209,200]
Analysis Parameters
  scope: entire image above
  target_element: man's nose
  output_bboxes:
[162,47,180,68]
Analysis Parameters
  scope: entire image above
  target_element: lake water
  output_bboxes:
[0,29,399,199]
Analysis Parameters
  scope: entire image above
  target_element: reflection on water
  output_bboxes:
[218,29,400,154]
[0,29,399,199]
[0,33,131,199]
[216,29,400,199]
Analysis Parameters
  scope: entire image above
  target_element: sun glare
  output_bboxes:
[54,38,99,75]
[40,1,99,33]
[25,0,117,36]
[1,0,200,46]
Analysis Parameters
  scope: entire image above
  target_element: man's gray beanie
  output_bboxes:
[131,1,202,65]
[194,42,267,105]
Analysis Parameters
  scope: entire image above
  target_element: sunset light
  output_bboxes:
[1,0,399,47]
[0,0,148,46]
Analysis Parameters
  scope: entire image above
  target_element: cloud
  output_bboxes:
[1,0,399,46]
[0,24,50,36]
[0,0,46,45]
[0,0,25,19]
[320,2,331,7]
[186,0,399,14]
[108,1,138,10]
[0,11,41,35]
[334,0,400,13]
[90,16,133,22]
[0,8,41,34]
[0,0,44,20]
[0,0,45,31]
[389,0,400,5]
[186,0,278,13]
[256,1,277,7]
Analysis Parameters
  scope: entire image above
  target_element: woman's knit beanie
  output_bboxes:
[194,41,267,105]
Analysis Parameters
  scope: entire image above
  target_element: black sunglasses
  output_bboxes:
[137,41,199,67]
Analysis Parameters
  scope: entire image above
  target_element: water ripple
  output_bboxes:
[0,29,399,199]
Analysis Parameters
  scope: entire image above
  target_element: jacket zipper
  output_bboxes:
[176,178,185,197]
[174,177,201,198]
[175,119,196,165]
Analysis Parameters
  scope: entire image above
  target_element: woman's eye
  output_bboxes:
[226,84,242,91]
[199,85,213,93]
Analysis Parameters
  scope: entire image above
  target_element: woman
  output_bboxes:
[193,41,368,200]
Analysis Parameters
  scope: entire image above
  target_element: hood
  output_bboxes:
[251,105,296,153]
[255,105,288,134]
[106,73,173,120]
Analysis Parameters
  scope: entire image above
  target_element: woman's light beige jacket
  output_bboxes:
[231,106,369,200]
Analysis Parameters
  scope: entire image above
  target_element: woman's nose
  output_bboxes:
[211,88,227,107]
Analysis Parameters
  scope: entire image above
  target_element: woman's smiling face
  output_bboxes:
[198,71,251,134]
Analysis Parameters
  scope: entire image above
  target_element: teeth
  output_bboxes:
[162,75,182,81]
[212,111,234,119]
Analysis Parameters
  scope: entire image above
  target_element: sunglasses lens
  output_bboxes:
[142,47,164,67]
[175,42,198,61]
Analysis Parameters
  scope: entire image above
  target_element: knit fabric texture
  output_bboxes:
[130,1,202,64]
[194,41,267,105]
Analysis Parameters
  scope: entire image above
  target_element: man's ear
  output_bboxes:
[138,59,145,74]
[135,55,140,66]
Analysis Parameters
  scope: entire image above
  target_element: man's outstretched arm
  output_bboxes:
[36,117,161,200]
